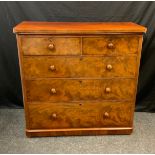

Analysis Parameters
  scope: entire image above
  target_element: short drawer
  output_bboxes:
[82,35,140,55]
[28,102,133,129]
[21,36,81,55]
[25,79,136,102]
[23,56,138,78]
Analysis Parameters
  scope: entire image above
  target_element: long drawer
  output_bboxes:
[23,56,138,78]
[25,79,136,102]
[28,101,133,129]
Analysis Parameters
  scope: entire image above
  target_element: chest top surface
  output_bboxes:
[13,22,146,34]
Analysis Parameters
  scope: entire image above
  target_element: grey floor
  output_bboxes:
[0,109,155,154]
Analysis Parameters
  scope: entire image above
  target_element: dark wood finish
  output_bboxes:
[13,22,146,137]
[23,56,138,78]
[25,79,136,102]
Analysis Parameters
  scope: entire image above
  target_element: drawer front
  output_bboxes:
[25,79,136,102]
[83,35,139,55]
[21,36,81,55]
[28,102,133,129]
[23,56,137,78]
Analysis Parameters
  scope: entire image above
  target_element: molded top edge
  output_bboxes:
[13,21,147,34]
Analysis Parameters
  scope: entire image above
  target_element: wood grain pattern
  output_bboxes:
[28,102,133,129]
[23,56,138,78]
[16,35,31,129]
[130,35,143,129]
[83,35,139,55]
[13,22,146,137]
[21,36,81,55]
[13,22,147,34]
[25,79,136,102]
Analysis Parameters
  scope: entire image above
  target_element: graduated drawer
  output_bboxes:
[28,102,133,129]
[25,79,136,102]
[83,35,140,55]
[21,36,81,55]
[23,56,138,78]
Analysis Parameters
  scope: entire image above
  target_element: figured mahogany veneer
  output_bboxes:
[23,56,138,78]
[21,36,81,55]
[28,102,133,129]
[25,79,136,102]
[13,22,146,137]
[83,35,139,55]
[21,35,139,56]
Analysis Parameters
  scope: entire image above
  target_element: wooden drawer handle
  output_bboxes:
[106,64,113,70]
[104,112,109,118]
[107,42,114,49]
[105,87,111,93]
[49,65,56,71]
[48,43,55,50]
[50,88,56,94]
[52,113,57,118]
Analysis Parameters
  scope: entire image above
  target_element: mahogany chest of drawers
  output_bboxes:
[13,22,146,137]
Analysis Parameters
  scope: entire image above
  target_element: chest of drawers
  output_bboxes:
[13,22,146,137]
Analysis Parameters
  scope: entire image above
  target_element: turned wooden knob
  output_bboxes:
[48,43,54,50]
[52,113,57,118]
[104,112,109,118]
[50,88,56,94]
[106,64,113,70]
[49,65,56,71]
[105,87,111,93]
[107,42,114,49]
